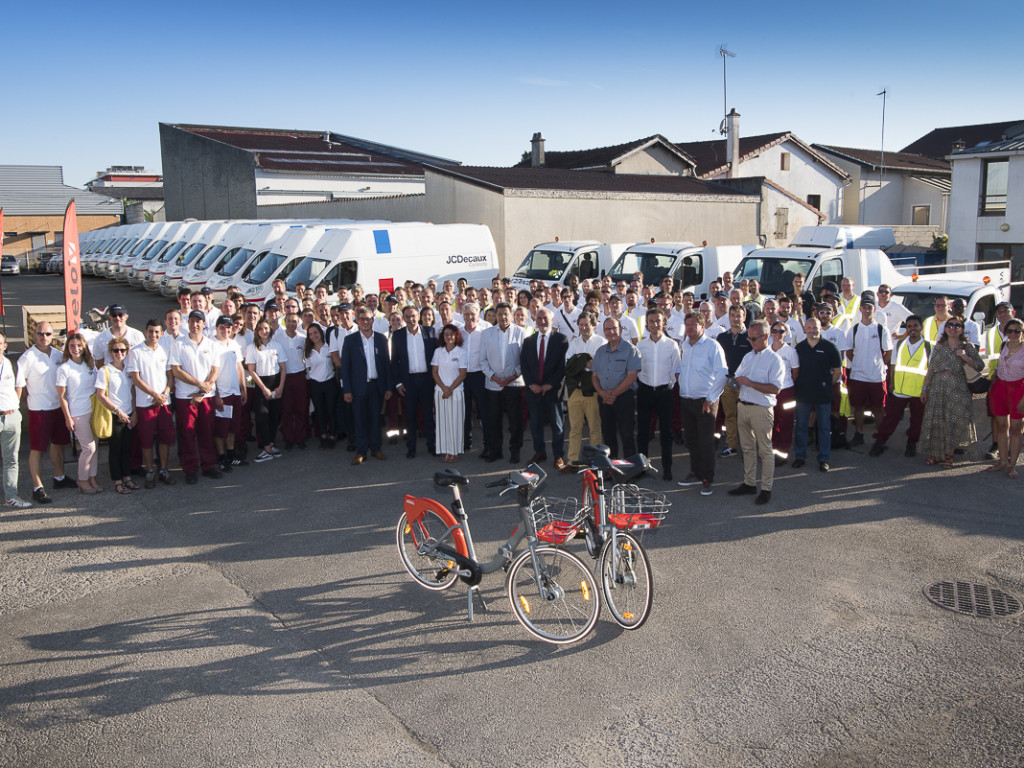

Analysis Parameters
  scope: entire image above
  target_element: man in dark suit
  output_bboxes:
[389,305,437,458]
[521,309,569,468]
[342,308,392,464]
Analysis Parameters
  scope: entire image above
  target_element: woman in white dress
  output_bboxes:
[55,333,101,494]
[431,324,468,463]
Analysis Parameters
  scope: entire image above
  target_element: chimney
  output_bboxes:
[531,132,545,167]
[952,139,966,153]
[726,109,741,178]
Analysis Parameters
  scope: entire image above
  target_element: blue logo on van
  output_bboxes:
[373,230,391,254]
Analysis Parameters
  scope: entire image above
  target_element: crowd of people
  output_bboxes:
[1,268,1021,508]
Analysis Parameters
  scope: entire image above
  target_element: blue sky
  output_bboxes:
[4,0,1022,188]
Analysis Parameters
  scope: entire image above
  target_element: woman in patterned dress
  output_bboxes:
[920,316,985,469]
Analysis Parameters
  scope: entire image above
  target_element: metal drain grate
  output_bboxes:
[925,581,1023,618]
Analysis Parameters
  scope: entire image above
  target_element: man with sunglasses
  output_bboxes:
[873,284,910,342]
[91,304,145,368]
[16,322,75,503]
[846,292,892,448]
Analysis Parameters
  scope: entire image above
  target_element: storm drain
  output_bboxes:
[925,581,1023,619]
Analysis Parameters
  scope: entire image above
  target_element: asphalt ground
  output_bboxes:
[1,273,1022,767]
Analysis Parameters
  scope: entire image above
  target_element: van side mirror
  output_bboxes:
[973,311,985,324]
[326,282,334,294]
[600,269,606,277]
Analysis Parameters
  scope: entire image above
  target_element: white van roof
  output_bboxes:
[790,226,896,250]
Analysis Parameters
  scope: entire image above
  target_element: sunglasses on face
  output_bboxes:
[1007,328,1023,335]
[946,323,963,329]
[36,331,53,337]
[112,349,128,354]
[771,329,786,335]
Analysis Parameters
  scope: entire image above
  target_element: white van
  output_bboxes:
[92,225,131,278]
[178,222,268,295]
[732,225,904,299]
[127,222,190,287]
[231,224,349,304]
[112,222,166,281]
[509,241,629,290]
[607,241,759,299]
[159,221,252,297]
[98,223,146,278]
[297,222,498,301]
[199,223,305,301]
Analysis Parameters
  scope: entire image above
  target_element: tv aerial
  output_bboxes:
[718,46,736,135]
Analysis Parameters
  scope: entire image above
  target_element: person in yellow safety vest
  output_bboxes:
[983,301,1017,459]
[922,296,951,343]
[869,315,930,458]
[838,277,861,322]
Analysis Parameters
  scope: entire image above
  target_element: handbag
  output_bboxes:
[90,368,113,439]
[962,359,990,394]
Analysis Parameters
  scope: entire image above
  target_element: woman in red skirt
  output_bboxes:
[988,317,1024,479]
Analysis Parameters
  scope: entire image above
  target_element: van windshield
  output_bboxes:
[245,252,286,285]
[141,240,169,261]
[159,240,189,263]
[177,241,206,266]
[130,238,153,256]
[195,244,227,270]
[514,249,571,280]
[734,257,814,296]
[285,256,331,290]
[608,251,676,285]
[218,248,255,276]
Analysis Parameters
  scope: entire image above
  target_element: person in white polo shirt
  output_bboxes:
[169,311,223,484]
[0,333,30,508]
[91,304,145,368]
[126,319,177,489]
[16,321,76,504]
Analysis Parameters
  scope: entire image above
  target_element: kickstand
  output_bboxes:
[466,586,488,621]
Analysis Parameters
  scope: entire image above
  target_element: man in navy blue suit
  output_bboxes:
[389,305,437,458]
[521,309,569,468]
[342,307,392,464]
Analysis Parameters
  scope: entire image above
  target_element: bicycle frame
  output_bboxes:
[403,466,552,621]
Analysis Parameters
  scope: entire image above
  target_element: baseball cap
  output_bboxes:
[107,304,127,316]
[264,301,279,312]
[187,310,205,322]
[215,315,233,327]
[860,290,876,307]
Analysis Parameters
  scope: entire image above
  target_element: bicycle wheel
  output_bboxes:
[506,547,600,644]
[598,531,653,629]
[396,511,460,591]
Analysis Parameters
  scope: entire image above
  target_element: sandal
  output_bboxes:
[1009,468,1019,480]
[942,455,955,470]
[925,457,941,466]
[986,461,1009,472]
[124,479,140,490]
[114,482,132,495]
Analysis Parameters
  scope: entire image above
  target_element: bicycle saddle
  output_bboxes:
[434,469,469,487]
[582,444,612,458]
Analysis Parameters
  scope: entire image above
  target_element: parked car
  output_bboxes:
[47,253,65,274]
[36,251,59,273]
[1,255,20,275]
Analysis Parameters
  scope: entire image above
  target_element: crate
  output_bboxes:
[22,305,68,350]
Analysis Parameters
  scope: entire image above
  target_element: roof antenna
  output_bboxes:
[719,46,736,135]
[877,88,887,181]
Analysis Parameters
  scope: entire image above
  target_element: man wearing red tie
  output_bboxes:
[521,309,569,468]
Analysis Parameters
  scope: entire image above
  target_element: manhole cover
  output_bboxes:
[925,581,1023,618]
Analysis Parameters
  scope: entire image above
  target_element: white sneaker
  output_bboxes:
[5,497,31,508]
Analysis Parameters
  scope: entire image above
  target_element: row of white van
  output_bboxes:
[77,219,500,304]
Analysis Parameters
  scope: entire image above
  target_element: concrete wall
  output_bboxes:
[615,145,692,176]
[713,140,844,224]
[252,169,425,205]
[947,153,1024,264]
[160,124,257,221]
[256,194,427,223]
[499,193,759,277]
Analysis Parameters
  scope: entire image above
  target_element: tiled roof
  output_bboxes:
[169,124,459,176]
[951,135,1024,156]
[513,134,695,171]
[813,144,950,174]
[673,132,848,180]
[425,166,753,197]
[0,165,123,217]
[900,121,1024,158]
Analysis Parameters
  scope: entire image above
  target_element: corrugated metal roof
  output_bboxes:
[952,136,1024,156]
[910,175,952,192]
[0,165,123,216]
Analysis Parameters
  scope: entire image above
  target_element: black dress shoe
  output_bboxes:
[529,454,548,464]
[662,469,673,482]
[905,443,917,457]
[510,452,520,464]
[185,473,198,485]
[727,483,758,496]
[791,459,806,469]
[406,450,416,459]
[484,454,502,463]
[202,468,224,479]
[755,490,772,505]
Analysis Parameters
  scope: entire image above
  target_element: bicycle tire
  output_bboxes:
[506,546,600,644]
[598,531,653,629]
[396,511,460,591]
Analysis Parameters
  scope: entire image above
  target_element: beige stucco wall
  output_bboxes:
[615,146,693,176]
[255,194,428,222]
